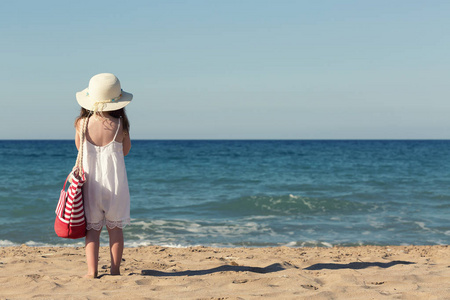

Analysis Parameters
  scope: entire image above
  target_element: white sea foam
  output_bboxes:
[124,240,192,248]
[283,241,297,247]
[367,216,384,229]
[124,218,278,248]
[415,222,430,231]
[301,198,314,211]
[0,240,83,248]
[185,223,202,233]
[321,242,333,248]
[131,220,153,230]
[0,240,16,247]
[243,215,277,220]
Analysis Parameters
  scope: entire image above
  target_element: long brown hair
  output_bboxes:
[74,107,130,133]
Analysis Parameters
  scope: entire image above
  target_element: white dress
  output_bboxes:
[82,118,131,231]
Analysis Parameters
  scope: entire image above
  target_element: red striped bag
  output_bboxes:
[54,169,86,239]
[54,117,88,239]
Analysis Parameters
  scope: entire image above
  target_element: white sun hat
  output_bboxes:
[76,73,133,112]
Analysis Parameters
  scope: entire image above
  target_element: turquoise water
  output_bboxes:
[0,140,449,247]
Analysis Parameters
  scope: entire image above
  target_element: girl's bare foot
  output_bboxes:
[84,272,98,279]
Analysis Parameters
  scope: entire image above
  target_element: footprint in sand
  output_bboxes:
[301,284,319,290]
[232,279,248,284]
[135,278,153,286]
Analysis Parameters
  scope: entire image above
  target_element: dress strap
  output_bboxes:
[113,118,121,141]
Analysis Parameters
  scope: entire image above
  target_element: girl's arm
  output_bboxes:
[123,131,131,156]
[75,120,81,150]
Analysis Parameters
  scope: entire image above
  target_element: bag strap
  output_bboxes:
[74,117,88,178]
[62,172,71,190]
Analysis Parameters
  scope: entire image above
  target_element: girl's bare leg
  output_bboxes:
[107,227,124,275]
[85,228,102,278]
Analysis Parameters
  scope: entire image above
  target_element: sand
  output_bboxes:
[0,245,448,299]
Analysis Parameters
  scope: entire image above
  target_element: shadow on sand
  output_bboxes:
[140,263,288,277]
[304,260,415,271]
[133,260,414,277]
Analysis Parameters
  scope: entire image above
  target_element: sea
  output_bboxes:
[0,140,449,248]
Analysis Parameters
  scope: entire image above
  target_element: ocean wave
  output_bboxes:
[203,194,371,216]
[124,218,277,247]
[0,240,84,248]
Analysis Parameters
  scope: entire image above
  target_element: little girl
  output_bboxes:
[74,73,133,278]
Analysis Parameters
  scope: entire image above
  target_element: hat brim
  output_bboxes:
[76,88,133,112]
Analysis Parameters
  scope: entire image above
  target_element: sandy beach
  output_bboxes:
[0,245,448,299]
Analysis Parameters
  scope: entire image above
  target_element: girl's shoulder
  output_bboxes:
[75,117,88,127]
[75,117,91,134]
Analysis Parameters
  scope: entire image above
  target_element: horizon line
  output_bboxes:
[1,138,450,141]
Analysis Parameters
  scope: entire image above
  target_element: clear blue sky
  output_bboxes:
[1,0,449,139]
